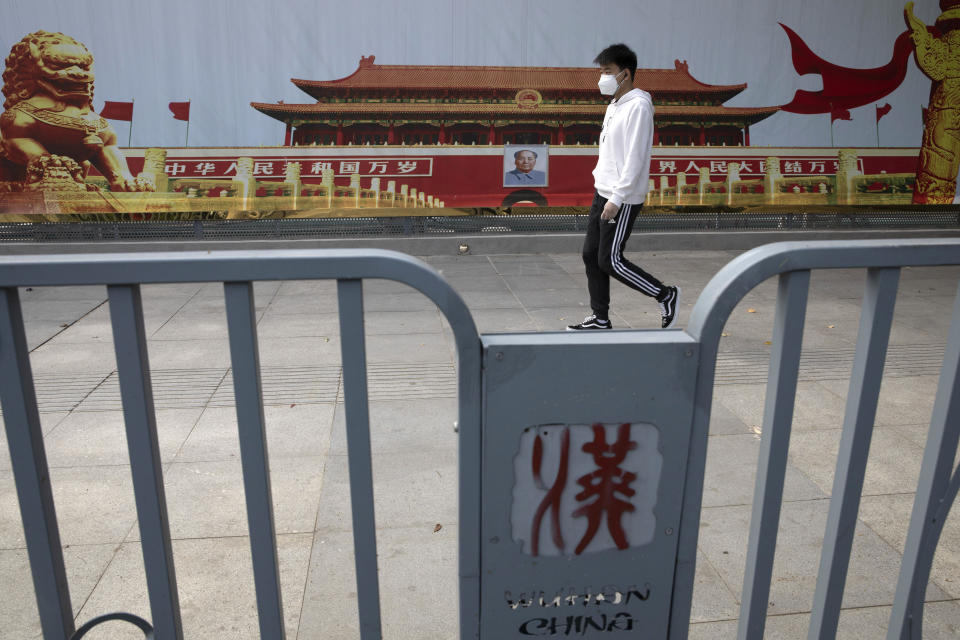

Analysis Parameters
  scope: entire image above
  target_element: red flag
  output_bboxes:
[100,100,133,121]
[876,103,892,122]
[169,101,190,121]
[830,106,852,123]
[779,23,914,114]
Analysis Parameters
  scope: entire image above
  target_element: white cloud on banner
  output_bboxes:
[0,0,940,148]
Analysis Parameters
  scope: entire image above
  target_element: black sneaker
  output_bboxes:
[567,315,612,331]
[658,286,681,329]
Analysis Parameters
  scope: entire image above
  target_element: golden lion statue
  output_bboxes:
[0,30,151,192]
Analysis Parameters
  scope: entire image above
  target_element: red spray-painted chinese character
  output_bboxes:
[529,428,570,556]
[572,423,637,554]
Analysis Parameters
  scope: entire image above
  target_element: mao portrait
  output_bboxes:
[503,146,548,187]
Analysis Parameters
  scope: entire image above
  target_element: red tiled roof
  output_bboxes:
[291,56,746,98]
[251,100,778,123]
[251,102,607,117]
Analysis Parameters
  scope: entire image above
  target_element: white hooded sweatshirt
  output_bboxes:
[592,88,654,207]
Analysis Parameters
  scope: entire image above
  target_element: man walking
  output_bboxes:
[568,43,680,331]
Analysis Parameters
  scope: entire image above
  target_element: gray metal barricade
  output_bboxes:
[2,239,959,639]
[473,239,960,640]
[0,249,482,640]
[680,240,960,640]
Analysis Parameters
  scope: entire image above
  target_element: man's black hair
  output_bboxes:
[514,149,538,159]
[593,43,637,81]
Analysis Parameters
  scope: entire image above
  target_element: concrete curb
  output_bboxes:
[1,228,959,256]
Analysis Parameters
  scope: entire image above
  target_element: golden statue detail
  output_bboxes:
[906,1,960,204]
[0,31,151,193]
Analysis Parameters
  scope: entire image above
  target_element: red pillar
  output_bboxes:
[557,123,565,145]
[744,124,751,146]
[653,128,660,145]
[698,125,706,146]
[335,123,344,146]
[438,122,446,144]
[387,123,396,145]
[488,122,496,144]
[284,123,292,146]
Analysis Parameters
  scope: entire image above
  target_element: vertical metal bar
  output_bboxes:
[336,278,383,639]
[888,281,960,640]
[669,358,714,640]
[107,284,183,640]
[458,349,483,640]
[0,287,75,639]
[808,267,900,639]
[223,281,286,639]
[738,269,810,640]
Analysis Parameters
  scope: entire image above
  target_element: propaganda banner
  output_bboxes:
[0,0,953,219]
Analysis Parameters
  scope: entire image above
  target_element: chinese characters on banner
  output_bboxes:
[652,157,864,177]
[512,422,663,556]
[161,157,433,178]
[159,156,864,180]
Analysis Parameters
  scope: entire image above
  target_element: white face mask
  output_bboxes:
[598,71,622,96]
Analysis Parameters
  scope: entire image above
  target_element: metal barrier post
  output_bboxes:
[477,331,699,637]
[888,279,960,639]
[337,278,384,639]
[739,270,810,639]
[223,281,286,639]
[0,287,75,639]
[108,284,184,640]
[808,267,901,639]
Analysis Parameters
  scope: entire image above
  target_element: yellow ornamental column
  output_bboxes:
[138,148,169,192]
[233,157,256,210]
[699,167,711,205]
[322,168,335,208]
[698,167,711,191]
[349,173,361,208]
[726,162,741,206]
[386,180,397,207]
[283,161,301,209]
[321,167,335,188]
[284,161,301,189]
[763,157,781,204]
[836,149,861,204]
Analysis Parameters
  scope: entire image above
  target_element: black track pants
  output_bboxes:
[581,191,665,317]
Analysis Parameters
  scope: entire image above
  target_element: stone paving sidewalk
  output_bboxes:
[1,249,959,639]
